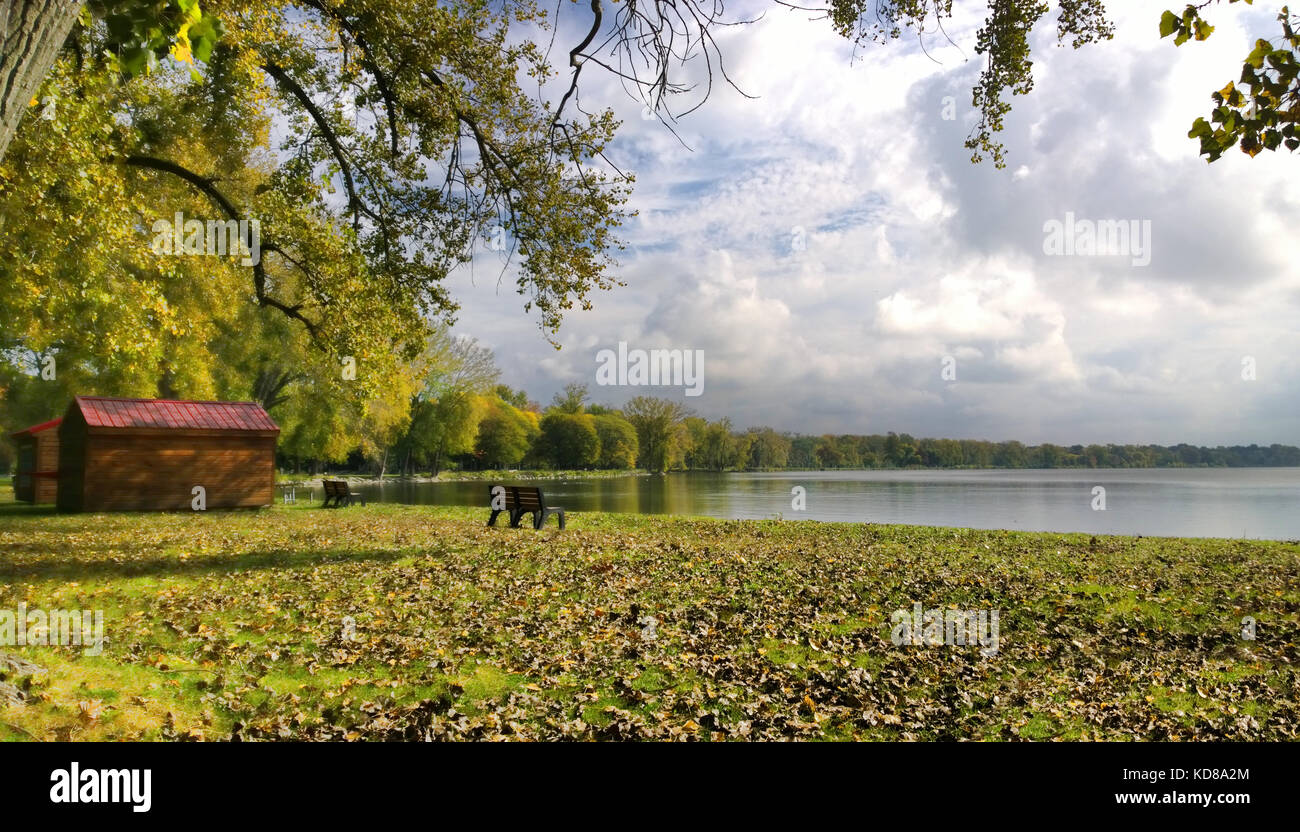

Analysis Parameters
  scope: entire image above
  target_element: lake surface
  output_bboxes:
[338,468,1300,540]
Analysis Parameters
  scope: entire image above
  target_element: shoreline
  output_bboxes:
[277,463,1300,486]
[276,469,654,485]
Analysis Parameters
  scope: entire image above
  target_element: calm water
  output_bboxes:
[337,468,1300,540]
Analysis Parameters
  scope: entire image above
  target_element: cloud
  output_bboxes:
[444,1,1300,446]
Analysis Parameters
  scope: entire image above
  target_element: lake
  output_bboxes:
[336,468,1300,540]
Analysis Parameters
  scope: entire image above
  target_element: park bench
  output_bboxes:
[486,484,566,530]
[322,479,366,508]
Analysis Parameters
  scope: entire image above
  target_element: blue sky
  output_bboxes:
[443,1,1300,446]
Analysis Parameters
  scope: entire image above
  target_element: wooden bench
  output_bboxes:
[322,479,366,508]
[486,484,565,530]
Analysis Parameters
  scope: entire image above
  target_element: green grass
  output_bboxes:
[0,489,1296,741]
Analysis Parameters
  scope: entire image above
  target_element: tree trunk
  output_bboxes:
[0,1,82,162]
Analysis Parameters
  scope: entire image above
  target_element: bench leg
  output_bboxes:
[508,509,525,528]
[487,509,502,527]
[540,508,565,530]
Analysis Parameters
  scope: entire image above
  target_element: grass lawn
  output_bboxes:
[0,488,1296,741]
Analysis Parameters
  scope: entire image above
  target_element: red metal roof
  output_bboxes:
[73,396,279,433]
[9,417,62,439]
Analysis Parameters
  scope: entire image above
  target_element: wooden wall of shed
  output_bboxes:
[79,433,276,511]
[34,430,59,504]
[56,409,88,512]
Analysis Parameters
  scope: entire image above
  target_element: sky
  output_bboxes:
[443,1,1300,447]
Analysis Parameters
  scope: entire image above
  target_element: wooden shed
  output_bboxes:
[56,396,279,512]
[10,417,62,504]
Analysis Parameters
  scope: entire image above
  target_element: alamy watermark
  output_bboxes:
[1042,212,1151,266]
[1,603,104,656]
[595,341,704,397]
[890,602,1000,657]
[151,211,261,267]
[790,485,807,511]
[50,763,151,813]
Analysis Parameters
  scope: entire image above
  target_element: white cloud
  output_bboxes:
[443,0,1300,445]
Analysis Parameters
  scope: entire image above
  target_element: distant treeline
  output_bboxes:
[304,378,1300,474]
[777,435,1300,470]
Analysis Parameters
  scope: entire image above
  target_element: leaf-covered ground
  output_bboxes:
[1,494,1297,741]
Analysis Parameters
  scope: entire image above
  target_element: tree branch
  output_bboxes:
[111,153,322,341]
[261,59,365,231]
[552,0,602,131]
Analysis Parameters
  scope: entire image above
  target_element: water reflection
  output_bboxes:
[339,469,1300,539]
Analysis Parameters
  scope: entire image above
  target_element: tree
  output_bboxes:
[622,396,690,472]
[812,0,1296,165]
[814,437,843,468]
[0,2,83,163]
[401,329,499,475]
[277,379,365,469]
[476,398,537,469]
[0,52,412,466]
[1,55,283,400]
[593,412,639,469]
[696,418,738,471]
[994,440,1029,468]
[356,371,417,477]
[551,382,590,414]
[404,392,485,476]
[494,384,530,410]
[1164,3,1299,160]
[0,1,223,161]
[832,434,862,468]
[0,348,75,449]
[3,0,633,410]
[746,427,791,469]
[788,435,818,469]
[421,328,500,396]
[680,417,709,469]
[536,411,600,469]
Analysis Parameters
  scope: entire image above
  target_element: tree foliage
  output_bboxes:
[536,411,600,469]
[476,396,539,468]
[1166,3,1300,160]
[592,412,639,469]
[623,396,691,473]
[2,0,633,415]
[810,0,1297,165]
